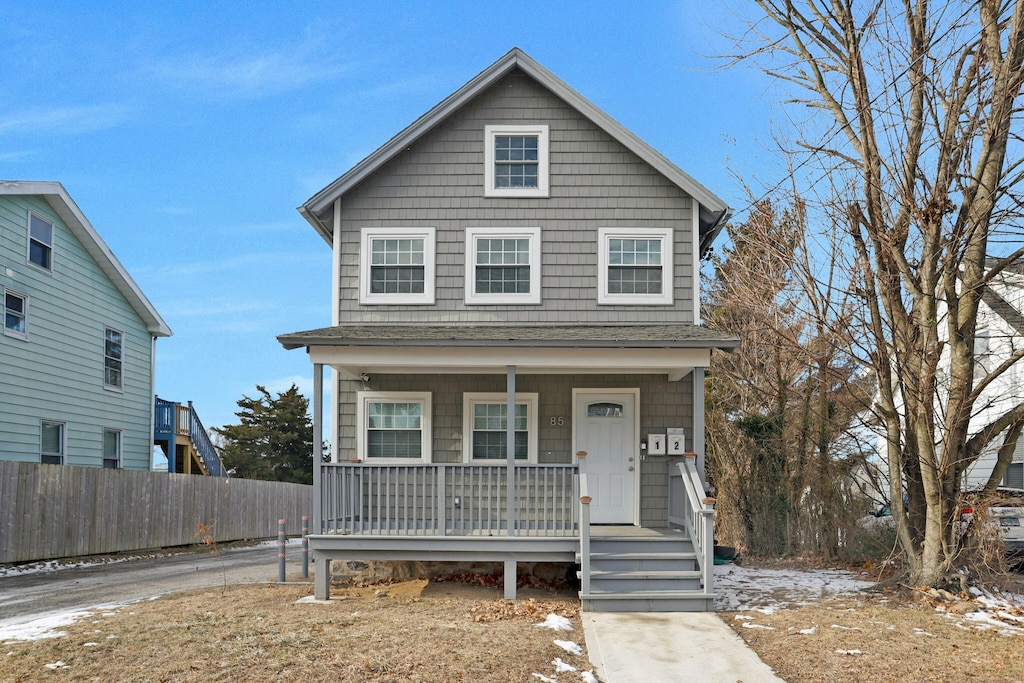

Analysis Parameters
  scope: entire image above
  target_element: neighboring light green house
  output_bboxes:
[1,181,171,470]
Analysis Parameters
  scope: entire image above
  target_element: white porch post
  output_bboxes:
[313,362,323,531]
[506,365,516,536]
[693,367,706,484]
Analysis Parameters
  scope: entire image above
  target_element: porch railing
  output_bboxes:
[319,462,578,536]
[669,453,715,592]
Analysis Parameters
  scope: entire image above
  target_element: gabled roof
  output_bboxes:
[0,181,172,337]
[982,257,1024,337]
[299,48,730,253]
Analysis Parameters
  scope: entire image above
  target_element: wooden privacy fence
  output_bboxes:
[0,462,312,564]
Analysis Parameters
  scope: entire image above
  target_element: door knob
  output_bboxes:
[628,456,634,462]
[628,466,634,471]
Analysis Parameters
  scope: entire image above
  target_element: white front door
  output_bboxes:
[575,391,637,524]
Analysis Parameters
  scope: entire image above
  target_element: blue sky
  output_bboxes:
[1,1,777,430]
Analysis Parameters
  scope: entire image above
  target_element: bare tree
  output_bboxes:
[739,0,1024,585]
[706,200,872,558]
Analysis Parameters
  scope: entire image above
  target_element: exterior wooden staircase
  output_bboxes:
[578,527,714,612]
[154,398,227,477]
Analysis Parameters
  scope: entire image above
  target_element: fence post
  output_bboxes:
[278,519,286,583]
[301,515,309,578]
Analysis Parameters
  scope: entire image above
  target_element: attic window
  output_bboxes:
[28,212,53,272]
[484,125,549,198]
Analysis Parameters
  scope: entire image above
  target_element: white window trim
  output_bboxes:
[462,392,539,464]
[464,227,542,305]
[484,125,550,198]
[27,211,54,273]
[357,391,432,463]
[41,419,65,465]
[104,326,125,392]
[103,428,122,469]
[3,287,29,340]
[359,227,436,305]
[597,227,674,305]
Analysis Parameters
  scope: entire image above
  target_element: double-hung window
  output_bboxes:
[465,227,541,304]
[41,420,65,465]
[484,125,549,197]
[357,392,432,462]
[1004,462,1023,489]
[103,429,122,468]
[597,227,674,305]
[104,327,123,390]
[462,393,538,464]
[359,228,436,304]
[4,289,28,339]
[28,212,54,271]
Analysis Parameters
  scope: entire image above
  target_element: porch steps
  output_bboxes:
[579,531,715,612]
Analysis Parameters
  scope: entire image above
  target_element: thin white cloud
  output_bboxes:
[0,103,132,136]
[146,39,350,99]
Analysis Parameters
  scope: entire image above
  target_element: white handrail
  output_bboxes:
[672,453,715,594]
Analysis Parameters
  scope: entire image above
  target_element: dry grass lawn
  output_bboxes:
[5,565,1024,682]
[724,589,1024,683]
[1,579,587,682]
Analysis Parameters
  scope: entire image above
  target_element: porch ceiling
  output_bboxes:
[277,324,737,380]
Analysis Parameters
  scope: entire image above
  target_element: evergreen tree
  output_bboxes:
[214,384,313,484]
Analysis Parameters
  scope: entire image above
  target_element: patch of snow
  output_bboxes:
[714,564,874,613]
[741,623,776,630]
[0,602,130,643]
[532,674,558,682]
[554,639,583,656]
[536,614,574,631]
[553,657,577,672]
[798,626,816,635]
[912,628,937,637]
[45,661,68,670]
[835,649,863,655]
[580,672,599,683]
[831,624,861,631]
[83,642,99,647]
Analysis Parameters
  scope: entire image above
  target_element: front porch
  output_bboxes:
[307,455,715,611]
[279,325,729,612]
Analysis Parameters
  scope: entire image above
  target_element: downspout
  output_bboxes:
[330,199,342,462]
[149,335,157,471]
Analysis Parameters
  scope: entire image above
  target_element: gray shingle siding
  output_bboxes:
[335,70,697,325]
[335,372,693,527]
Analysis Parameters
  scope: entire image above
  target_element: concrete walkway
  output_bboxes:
[583,612,786,682]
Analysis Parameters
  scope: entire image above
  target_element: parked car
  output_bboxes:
[960,488,1024,562]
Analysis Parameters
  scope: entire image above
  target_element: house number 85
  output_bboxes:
[550,417,565,426]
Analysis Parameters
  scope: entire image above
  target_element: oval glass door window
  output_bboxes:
[587,402,624,417]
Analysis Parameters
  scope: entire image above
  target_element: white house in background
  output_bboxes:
[963,259,1024,490]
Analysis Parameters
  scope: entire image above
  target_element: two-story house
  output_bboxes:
[964,259,1024,490]
[279,49,737,611]
[1,181,171,470]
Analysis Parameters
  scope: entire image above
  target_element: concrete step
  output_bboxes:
[580,591,716,613]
